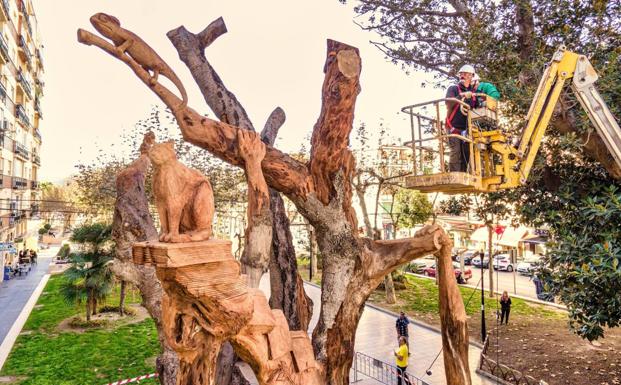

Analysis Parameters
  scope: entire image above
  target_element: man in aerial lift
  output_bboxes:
[446,64,479,172]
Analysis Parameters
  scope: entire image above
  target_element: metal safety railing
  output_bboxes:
[351,351,430,385]
[401,95,498,179]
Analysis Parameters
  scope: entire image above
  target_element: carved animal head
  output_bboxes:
[148,140,177,166]
[90,13,121,39]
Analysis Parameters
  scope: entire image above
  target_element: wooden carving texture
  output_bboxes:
[148,140,215,243]
[133,241,323,385]
[79,15,472,385]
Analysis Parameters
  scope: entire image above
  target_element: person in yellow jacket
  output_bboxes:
[394,336,410,385]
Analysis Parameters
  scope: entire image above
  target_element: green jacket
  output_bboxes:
[477,82,501,100]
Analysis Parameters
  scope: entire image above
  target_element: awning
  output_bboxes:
[521,235,547,244]
[468,226,529,247]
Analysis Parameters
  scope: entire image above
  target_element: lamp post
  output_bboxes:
[480,247,486,342]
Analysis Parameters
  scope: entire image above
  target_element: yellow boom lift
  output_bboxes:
[403,45,621,193]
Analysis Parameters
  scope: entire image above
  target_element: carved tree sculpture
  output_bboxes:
[132,129,321,385]
[148,140,215,243]
[79,14,471,385]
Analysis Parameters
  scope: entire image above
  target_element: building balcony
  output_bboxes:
[15,104,31,128]
[12,176,28,189]
[0,34,8,64]
[17,71,33,100]
[31,152,40,165]
[34,128,41,142]
[0,81,7,101]
[0,0,8,22]
[35,98,42,117]
[36,48,44,69]
[14,141,29,160]
[31,180,39,189]
[18,35,33,67]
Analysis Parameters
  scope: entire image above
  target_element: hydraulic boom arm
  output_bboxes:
[517,46,621,183]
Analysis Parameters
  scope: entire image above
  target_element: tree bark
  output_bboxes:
[85,292,92,321]
[110,132,179,385]
[436,232,471,385]
[119,280,126,316]
[261,110,313,332]
[384,274,397,304]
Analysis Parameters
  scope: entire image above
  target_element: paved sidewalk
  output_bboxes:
[259,278,495,384]
[0,248,56,346]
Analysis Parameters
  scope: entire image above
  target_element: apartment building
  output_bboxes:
[0,0,43,278]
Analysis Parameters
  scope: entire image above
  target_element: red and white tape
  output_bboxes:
[103,372,158,385]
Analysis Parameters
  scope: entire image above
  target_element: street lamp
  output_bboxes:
[480,248,486,342]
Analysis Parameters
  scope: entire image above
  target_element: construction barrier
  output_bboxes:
[103,372,158,385]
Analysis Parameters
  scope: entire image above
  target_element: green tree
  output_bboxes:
[394,189,433,230]
[60,223,114,321]
[345,0,621,339]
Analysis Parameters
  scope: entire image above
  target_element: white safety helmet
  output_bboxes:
[472,73,480,82]
[458,64,475,74]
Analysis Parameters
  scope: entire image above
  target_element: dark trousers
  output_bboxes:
[396,366,409,385]
[501,308,510,324]
[448,136,470,172]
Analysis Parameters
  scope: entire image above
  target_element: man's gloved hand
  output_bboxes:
[461,91,473,99]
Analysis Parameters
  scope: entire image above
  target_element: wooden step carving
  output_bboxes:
[133,240,323,385]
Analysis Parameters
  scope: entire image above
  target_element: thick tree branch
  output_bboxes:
[261,107,286,145]
[167,24,255,130]
[365,224,443,278]
[77,27,312,198]
[309,40,361,227]
[197,16,228,50]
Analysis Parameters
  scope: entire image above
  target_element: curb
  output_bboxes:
[0,273,50,370]
[303,281,485,349]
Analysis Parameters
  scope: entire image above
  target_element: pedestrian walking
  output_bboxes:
[500,291,512,325]
[394,336,410,385]
[395,311,410,349]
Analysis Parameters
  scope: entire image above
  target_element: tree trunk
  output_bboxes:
[119,280,126,316]
[110,133,179,385]
[85,292,92,321]
[261,110,313,332]
[92,297,98,315]
[384,274,397,304]
[487,224,494,298]
[436,233,472,385]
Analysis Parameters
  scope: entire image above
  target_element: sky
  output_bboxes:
[35,0,446,182]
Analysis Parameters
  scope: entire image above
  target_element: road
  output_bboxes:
[466,267,537,299]
[0,247,56,346]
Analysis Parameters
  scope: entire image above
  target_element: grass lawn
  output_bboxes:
[0,276,160,385]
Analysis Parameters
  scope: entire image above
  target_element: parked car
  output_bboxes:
[422,262,472,282]
[451,248,467,262]
[517,256,541,276]
[472,253,490,268]
[492,253,514,272]
[461,250,479,265]
[404,260,428,274]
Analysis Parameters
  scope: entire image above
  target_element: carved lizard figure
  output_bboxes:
[89,13,188,108]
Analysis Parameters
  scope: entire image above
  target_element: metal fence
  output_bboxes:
[351,351,430,385]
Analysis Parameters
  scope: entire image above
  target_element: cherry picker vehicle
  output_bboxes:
[403,45,621,194]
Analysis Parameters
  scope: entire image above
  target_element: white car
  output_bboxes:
[517,256,541,275]
[492,253,514,272]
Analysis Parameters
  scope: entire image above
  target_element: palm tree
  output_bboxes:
[60,223,114,321]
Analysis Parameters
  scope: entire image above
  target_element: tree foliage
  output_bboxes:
[74,106,247,222]
[61,222,114,321]
[346,0,621,339]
